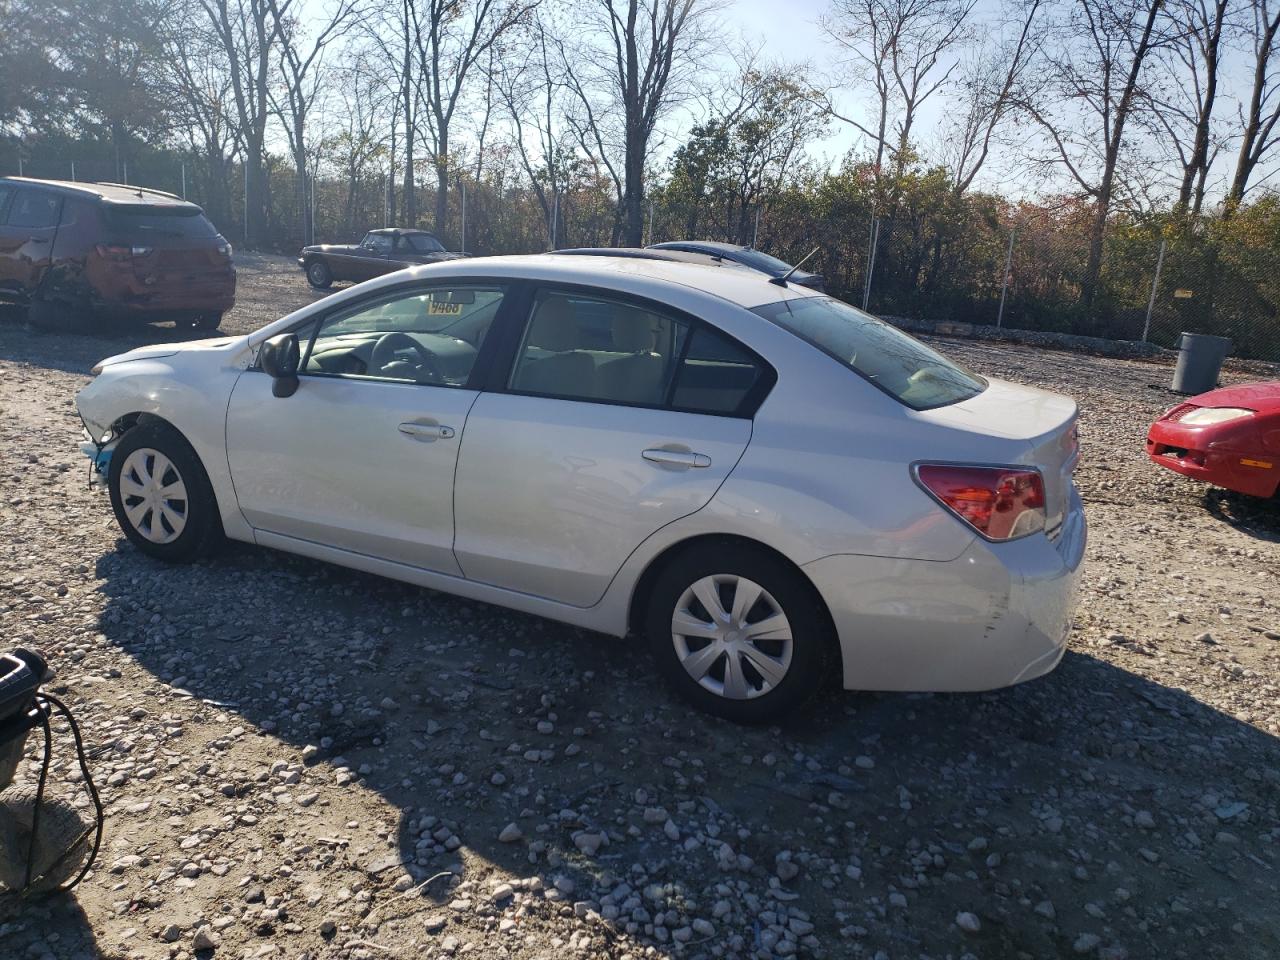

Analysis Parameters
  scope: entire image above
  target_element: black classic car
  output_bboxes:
[298,228,466,288]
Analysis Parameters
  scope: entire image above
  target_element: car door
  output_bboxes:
[0,187,60,300]
[355,233,396,281]
[225,281,509,574]
[0,184,17,299]
[452,285,773,607]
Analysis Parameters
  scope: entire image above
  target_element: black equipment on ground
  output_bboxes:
[0,648,102,895]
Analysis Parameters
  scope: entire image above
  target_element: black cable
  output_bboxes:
[22,705,52,891]
[35,692,104,894]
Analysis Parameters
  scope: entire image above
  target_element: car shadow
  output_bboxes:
[53,537,1280,959]
[1203,488,1280,542]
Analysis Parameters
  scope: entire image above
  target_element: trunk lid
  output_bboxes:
[915,377,1080,536]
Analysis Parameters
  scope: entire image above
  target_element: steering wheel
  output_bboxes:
[370,332,444,383]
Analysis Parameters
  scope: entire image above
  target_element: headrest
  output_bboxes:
[612,310,655,353]
[530,297,580,352]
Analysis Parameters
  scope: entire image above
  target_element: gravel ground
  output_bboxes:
[1,254,1278,960]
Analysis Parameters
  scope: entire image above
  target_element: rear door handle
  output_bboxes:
[642,448,711,468]
[398,421,455,441]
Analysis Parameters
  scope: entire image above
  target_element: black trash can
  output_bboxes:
[1171,332,1231,394]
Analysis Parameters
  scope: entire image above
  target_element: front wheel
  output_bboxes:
[306,260,333,289]
[108,422,223,562]
[644,543,834,723]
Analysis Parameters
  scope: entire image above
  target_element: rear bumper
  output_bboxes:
[1146,422,1277,498]
[89,267,237,318]
[804,487,1086,692]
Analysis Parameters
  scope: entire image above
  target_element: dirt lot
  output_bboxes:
[1,254,1278,960]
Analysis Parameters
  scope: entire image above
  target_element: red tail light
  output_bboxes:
[94,244,153,261]
[95,243,132,262]
[915,464,1046,541]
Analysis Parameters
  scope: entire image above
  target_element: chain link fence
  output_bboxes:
[820,210,1280,362]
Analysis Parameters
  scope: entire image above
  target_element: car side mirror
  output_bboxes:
[260,333,300,398]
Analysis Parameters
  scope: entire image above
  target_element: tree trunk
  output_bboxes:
[1081,0,1163,307]
[622,128,644,246]
[435,125,449,238]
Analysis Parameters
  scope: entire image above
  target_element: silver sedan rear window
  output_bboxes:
[752,297,986,410]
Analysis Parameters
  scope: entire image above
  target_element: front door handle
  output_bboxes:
[642,448,711,468]
[398,421,455,441]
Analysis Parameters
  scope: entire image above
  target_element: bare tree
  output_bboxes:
[1145,0,1230,215]
[165,8,240,225]
[326,53,393,234]
[497,13,574,246]
[267,0,359,245]
[1230,0,1280,202]
[945,0,1042,194]
[1016,0,1168,305]
[565,0,715,245]
[409,0,534,241]
[198,0,284,246]
[821,0,975,181]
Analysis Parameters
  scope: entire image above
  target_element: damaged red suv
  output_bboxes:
[0,177,235,331]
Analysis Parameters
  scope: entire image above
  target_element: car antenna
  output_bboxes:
[770,247,821,287]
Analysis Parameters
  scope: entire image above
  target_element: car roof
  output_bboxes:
[369,227,440,237]
[0,176,194,208]
[249,252,825,347]
[423,253,813,308]
[551,246,755,271]
[651,240,749,255]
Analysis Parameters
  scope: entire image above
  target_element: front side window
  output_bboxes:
[508,289,768,415]
[363,233,393,254]
[299,285,503,386]
[0,186,13,221]
[752,296,986,410]
[7,190,60,229]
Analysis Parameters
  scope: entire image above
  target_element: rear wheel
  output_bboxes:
[108,422,223,562]
[644,543,833,723]
[306,260,333,289]
[29,298,90,333]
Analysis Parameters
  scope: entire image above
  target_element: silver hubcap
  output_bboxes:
[671,575,793,700]
[118,448,188,544]
[310,264,326,283]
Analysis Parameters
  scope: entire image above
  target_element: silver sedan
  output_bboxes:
[76,254,1085,722]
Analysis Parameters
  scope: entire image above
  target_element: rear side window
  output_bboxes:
[0,185,13,222]
[753,296,986,410]
[508,289,770,416]
[103,205,217,238]
[671,327,765,414]
[7,190,61,229]
[404,233,445,253]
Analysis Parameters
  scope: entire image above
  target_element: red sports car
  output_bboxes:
[1147,381,1280,498]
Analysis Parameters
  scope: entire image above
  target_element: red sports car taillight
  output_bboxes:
[915,464,1047,541]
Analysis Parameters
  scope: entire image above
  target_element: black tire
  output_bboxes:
[194,312,223,331]
[28,298,90,333]
[108,421,223,563]
[306,259,333,289]
[644,541,834,723]
[0,786,92,892]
